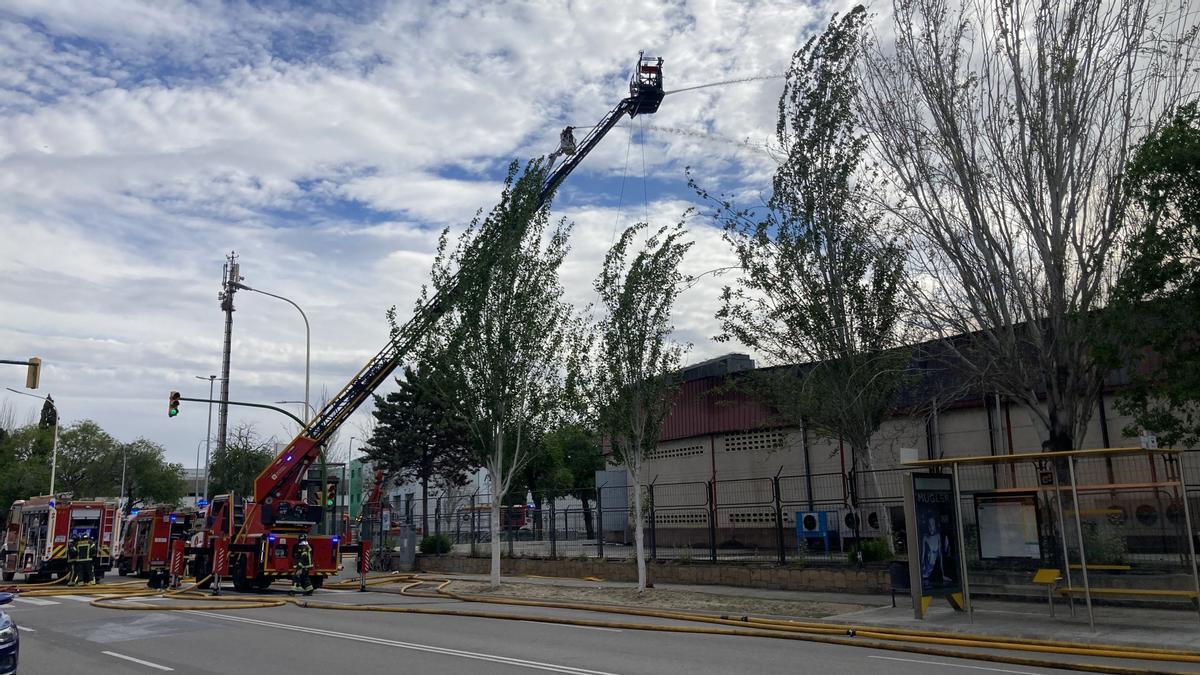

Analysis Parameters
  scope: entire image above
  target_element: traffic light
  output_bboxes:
[168,391,181,418]
[25,357,41,389]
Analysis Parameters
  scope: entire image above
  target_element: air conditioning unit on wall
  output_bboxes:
[798,511,834,534]
[840,508,890,538]
[796,511,837,554]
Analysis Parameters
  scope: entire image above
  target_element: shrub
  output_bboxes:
[419,534,452,555]
[847,537,893,564]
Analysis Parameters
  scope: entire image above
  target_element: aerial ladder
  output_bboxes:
[189,52,665,592]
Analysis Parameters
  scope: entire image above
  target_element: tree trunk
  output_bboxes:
[580,495,594,540]
[489,476,501,590]
[632,461,647,594]
[421,476,429,538]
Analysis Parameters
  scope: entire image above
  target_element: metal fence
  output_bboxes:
[379,451,1199,572]
[390,470,907,564]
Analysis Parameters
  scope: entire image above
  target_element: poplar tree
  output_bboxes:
[697,6,909,539]
[590,220,692,593]
[420,160,582,588]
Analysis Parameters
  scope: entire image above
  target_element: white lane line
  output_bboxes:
[867,655,1045,675]
[57,595,94,602]
[101,651,174,671]
[13,597,59,606]
[188,611,619,675]
[18,626,35,632]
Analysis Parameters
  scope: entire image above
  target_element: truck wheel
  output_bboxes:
[118,566,128,577]
[1,572,12,582]
[253,575,273,590]
[310,576,324,590]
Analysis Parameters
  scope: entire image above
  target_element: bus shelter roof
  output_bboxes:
[904,446,1179,468]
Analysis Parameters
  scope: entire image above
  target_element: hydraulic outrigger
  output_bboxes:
[188,52,665,592]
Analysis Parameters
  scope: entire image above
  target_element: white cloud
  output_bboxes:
[0,1,827,463]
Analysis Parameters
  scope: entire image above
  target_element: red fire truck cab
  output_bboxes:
[1,496,118,582]
[116,506,196,588]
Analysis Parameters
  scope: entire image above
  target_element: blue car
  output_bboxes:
[0,592,16,674]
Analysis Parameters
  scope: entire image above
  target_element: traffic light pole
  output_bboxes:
[175,396,306,428]
[1,358,42,389]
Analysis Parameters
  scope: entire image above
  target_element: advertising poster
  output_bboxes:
[912,474,962,596]
[975,493,1041,560]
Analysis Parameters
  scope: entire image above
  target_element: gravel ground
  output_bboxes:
[448,580,866,619]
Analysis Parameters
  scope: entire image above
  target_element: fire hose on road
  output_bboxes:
[7,572,1182,675]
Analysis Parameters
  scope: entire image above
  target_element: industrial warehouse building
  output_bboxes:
[618,351,1194,555]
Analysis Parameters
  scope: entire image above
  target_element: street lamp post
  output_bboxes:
[6,388,59,497]
[119,444,128,515]
[193,439,206,505]
[195,375,220,500]
[348,436,361,524]
[235,284,310,418]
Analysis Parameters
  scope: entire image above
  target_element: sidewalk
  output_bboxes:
[434,571,1200,651]
[830,596,1200,651]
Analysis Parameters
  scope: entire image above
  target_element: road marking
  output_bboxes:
[867,655,1044,675]
[57,594,95,602]
[101,651,174,671]
[13,597,59,606]
[18,626,35,632]
[189,611,619,675]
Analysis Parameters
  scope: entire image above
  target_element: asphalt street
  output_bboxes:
[2,582,1181,674]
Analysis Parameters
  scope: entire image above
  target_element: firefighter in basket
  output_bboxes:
[290,535,314,596]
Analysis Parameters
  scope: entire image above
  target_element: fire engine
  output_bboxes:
[1,496,118,582]
[116,506,197,588]
[185,52,665,591]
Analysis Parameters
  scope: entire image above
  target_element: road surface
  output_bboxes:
[3,582,1173,674]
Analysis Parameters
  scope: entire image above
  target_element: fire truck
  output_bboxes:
[184,52,666,592]
[116,506,197,587]
[1,496,118,582]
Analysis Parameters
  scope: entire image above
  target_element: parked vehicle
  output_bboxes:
[1,496,118,582]
[0,592,18,675]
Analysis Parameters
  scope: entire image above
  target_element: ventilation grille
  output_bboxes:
[648,444,705,460]
[724,430,784,453]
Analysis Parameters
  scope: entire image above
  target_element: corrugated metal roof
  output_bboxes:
[659,375,773,441]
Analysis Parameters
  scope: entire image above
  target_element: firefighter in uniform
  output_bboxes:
[66,535,80,586]
[75,532,96,586]
[291,535,314,596]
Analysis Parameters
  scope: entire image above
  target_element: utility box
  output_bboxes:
[388,524,416,571]
[595,470,630,543]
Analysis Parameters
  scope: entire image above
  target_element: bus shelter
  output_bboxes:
[902,447,1199,630]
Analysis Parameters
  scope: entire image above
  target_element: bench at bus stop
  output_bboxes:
[1031,566,1199,616]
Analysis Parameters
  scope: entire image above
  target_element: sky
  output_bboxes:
[0,0,838,468]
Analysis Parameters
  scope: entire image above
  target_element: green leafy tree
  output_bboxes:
[589,220,692,593]
[5,420,184,512]
[119,439,187,510]
[545,425,604,539]
[420,159,582,588]
[365,364,477,535]
[696,7,908,540]
[1105,102,1200,447]
[55,420,122,498]
[0,425,51,522]
[209,423,276,497]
